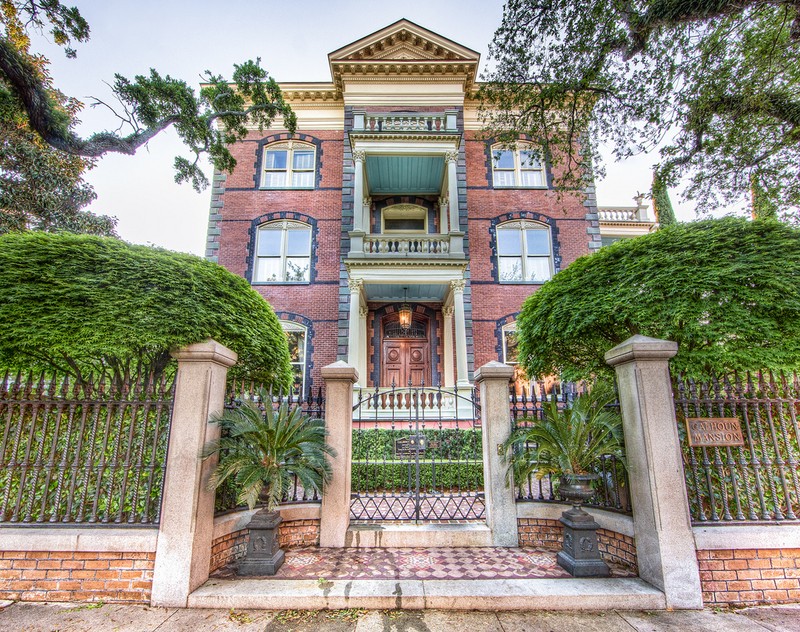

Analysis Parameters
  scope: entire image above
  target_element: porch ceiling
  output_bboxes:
[365,282,448,302]
[365,155,445,195]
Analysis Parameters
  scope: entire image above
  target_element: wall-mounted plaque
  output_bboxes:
[686,417,745,447]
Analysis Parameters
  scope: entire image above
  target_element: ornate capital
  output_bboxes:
[444,150,458,164]
[352,150,366,162]
[442,305,455,317]
[438,196,448,209]
[359,307,369,318]
[348,279,363,293]
[363,197,372,209]
[450,279,466,294]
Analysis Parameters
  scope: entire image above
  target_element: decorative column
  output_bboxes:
[476,361,519,546]
[451,279,469,386]
[605,335,703,609]
[442,305,455,387]
[438,195,449,235]
[319,362,358,547]
[151,340,237,607]
[359,307,369,388]
[445,150,460,233]
[352,151,366,233]
[347,279,363,385]
[362,196,372,235]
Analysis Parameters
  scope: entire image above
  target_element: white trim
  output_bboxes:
[516,502,636,538]
[693,524,800,551]
[0,527,158,552]
[212,504,321,542]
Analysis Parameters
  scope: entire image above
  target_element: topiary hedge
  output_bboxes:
[0,231,292,387]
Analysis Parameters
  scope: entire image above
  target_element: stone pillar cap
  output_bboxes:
[321,361,359,382]
[605,335,678,367]
[170,338,237,367]
[474,361,515,383]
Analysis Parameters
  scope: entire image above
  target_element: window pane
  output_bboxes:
[504,329,519,364]
[265,150,287,169]
[292,171,314,188]
[520,150,541,168]
[497,229,522,255]
[290,364,304,391]
[526,229,550,255]
[493,150,514,169]
[293,150,314,170]
[263,172,286,188]
[285,257,310,282]
[286,229,310,256]
[384,218,425,232]
[526,257,552,282]
[499,257,523,281]
[254,257,281,282]
[493,170,516,187]
[519,169,544,187]
[286,331,305,363]
[257,229,282,256]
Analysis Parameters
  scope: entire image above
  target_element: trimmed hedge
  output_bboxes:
[352,460,484,492]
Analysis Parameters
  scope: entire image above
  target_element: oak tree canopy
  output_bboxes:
[481,0,800,218]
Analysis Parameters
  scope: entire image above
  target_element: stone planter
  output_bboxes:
[556,474,610,577]
[237,509,285,576]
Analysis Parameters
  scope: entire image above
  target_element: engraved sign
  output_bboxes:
[686,417,745,447]
[394,434,430,457]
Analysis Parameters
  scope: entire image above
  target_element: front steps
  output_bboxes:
[344,522,492,547]
[188,577,666,610]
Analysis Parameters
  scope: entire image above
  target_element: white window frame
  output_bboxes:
[253,220,311,283]
[491,142,546,188]
[260,140,316,189]
[281,321,307,394]
[496,220,553,283]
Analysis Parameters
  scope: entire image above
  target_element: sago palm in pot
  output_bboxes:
[202,392,334,575]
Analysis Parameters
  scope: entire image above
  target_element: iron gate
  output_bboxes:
[350,383,484,521]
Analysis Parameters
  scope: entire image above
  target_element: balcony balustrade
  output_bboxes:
[352,110,458,133]
[349,232,464,260]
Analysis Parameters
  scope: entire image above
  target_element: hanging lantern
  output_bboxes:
[398,287,412,330]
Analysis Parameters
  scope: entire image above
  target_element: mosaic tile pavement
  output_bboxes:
[212,547,636,580]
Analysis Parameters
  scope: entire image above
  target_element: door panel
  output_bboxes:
[381,339,430,386]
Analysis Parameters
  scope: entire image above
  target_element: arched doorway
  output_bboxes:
[381,313,431,387]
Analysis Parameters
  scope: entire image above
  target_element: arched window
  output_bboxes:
[496,220,553,283]
[381,203,428,233]
[261,141,316,189]
[254,221,311,283]
[491,142,545,188]
[281,321,307,393]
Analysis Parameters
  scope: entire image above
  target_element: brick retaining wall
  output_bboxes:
[0,551,154,603]
[697,548,800,606]
[209,518,321,573]
[517,518,638,572]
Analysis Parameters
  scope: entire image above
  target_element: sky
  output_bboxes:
[36,0,700,256]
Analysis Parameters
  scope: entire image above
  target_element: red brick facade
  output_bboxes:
[0,551,154,603]
[697,548,800,606]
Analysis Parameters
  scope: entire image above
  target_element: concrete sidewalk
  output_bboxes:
[0,602,798,632]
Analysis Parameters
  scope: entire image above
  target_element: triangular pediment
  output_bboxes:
[328,19,480,95]
[329,19,479,64]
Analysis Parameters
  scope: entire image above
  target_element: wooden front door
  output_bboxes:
[381,339,430,387]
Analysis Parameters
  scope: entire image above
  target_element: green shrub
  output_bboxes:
[352,460,484,492]
[0,232,292,387]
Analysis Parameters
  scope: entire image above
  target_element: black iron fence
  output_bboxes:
[350,384,484,521]
[0,369,174,525]
[674,372,800,524]
[214,382,326,515]
[510,381,632,514]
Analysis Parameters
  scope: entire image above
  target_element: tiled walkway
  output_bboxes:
[212,547,636,581]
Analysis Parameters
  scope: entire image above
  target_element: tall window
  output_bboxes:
[381,203,428,233]
[254,221,311,283]
[261,141,316,188]
[282,322,307,393]
[502,322,529,396]
[491,142,545,188]
[496,220,553,283]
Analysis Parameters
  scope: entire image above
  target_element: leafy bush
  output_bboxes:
[352,428,483,461]
[0,232,292,387]
[517,218,800,380]
[352,461,484,492]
